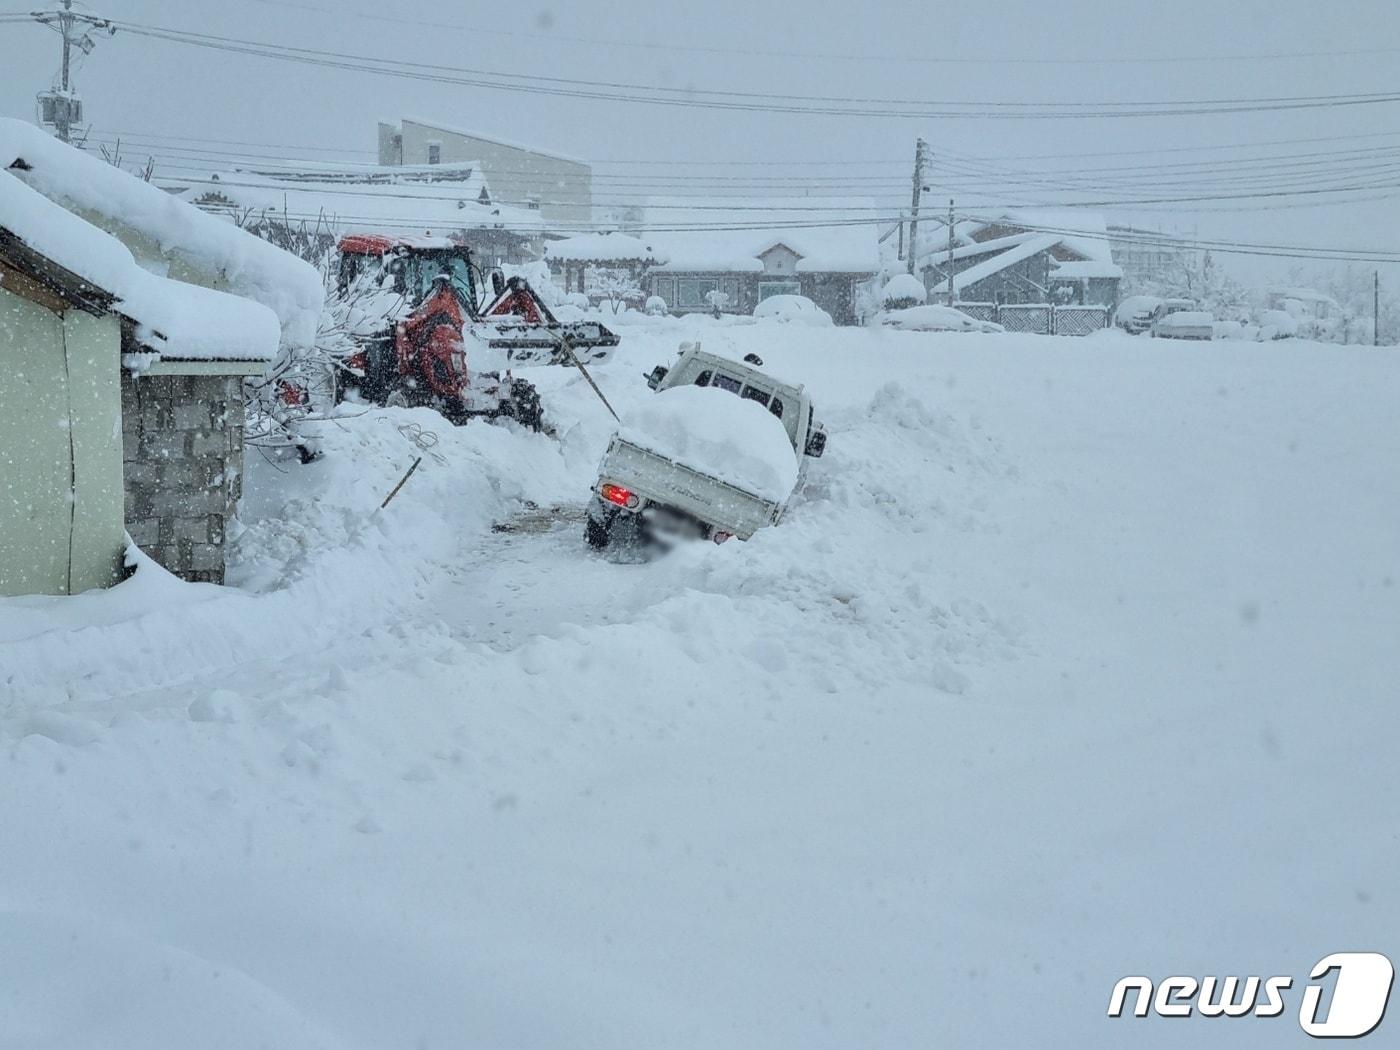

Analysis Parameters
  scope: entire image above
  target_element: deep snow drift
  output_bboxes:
[2,322,1397,1049]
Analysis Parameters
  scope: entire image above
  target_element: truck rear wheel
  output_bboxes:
[585,505,643,551]
[585,516,611,549]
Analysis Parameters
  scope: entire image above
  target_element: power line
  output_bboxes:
[234,0,1400,69]
[65,19,1400,121]
[80,131,1400,203]
[78,123,1400,171]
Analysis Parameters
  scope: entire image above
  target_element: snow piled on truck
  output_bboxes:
[617,384,799,502]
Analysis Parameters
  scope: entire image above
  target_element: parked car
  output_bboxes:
[1113,295,1165,334]
[753,294,834,327]
[586,346,826,550]
[1151,310,1215,340]
[1256,309,1299,341]
[876,305,1004,334]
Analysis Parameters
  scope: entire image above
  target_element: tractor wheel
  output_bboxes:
[507,379,545,432]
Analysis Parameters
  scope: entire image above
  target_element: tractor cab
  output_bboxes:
[337,234,484,314]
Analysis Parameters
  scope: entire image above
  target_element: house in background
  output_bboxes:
[919,211,1123,309]
[641,200,881,324]
[378,117,591,231]
[544,232,663,298]
[183,164,543,268]
[1107,224,1199,293]
[0,119,321,594]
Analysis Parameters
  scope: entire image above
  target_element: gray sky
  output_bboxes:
[5,0,1400,283]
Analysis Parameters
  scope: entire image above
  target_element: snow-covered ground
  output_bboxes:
[3,323,1397,1049]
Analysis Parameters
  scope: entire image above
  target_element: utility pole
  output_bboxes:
[906,137,927,276]
[946,199,955,305]
[32,1,115,142]
[1375,270,1381,347]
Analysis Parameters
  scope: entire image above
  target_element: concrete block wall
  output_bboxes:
[120,373,245,584]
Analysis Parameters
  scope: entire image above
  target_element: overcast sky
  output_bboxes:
[4,0,1400,283]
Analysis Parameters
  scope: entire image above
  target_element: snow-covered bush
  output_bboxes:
[645,294,668,316]
[881,273,928,310]
[704,289,731,317]
[591,270,645,316]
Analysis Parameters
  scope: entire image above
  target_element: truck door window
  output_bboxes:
[693,370,712,387]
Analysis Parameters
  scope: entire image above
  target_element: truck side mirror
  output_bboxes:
[804,426,827,458]
[491,270,505,296]
[645,365,669,390]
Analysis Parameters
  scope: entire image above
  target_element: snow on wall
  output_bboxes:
[0,119,321,349]
[0,171,280,361]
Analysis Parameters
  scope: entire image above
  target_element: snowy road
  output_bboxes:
[3,324,1398,1049]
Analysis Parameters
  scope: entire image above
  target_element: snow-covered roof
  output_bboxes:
[973,209,1116,264]
[238,160,483,185]
[181,170,545,239]
[0,168,280,362]
[946,234,1061,293]
[920,231,1045,268]
[646,199,880,274]
[0,118,321,349]
[916,212,1122,291]
[544,232,662,263]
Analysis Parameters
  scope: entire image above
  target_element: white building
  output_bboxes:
[377,117,591,231]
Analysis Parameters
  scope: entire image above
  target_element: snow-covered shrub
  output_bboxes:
[705,289,732,316]
[645,295,668,316]
[880,273,928,311]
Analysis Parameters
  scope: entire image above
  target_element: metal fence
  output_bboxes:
[949,302,1109,336]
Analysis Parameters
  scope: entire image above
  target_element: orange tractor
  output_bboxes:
[333,234,618,428]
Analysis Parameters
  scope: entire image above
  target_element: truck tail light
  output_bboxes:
[600,483,639,509]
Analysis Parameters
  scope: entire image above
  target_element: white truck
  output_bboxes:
[585,346,827,549]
